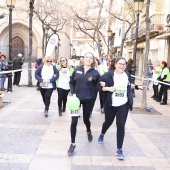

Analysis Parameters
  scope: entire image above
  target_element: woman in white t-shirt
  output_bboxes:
[57,57,71,116]
[35,56,59,117]
[97,57,144,160]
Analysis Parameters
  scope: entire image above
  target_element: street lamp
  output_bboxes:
[44,25,49,56]
[107,29,112,55]
[70,43,73,58]
[6,0,16,92]
[131,0,144,85]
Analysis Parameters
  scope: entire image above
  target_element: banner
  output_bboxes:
[45,33,59,57]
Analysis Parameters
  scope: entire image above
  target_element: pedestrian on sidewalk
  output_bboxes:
[35,56,59,117]
[13,53,24,87]
[0,54,8,91]
[147,59,153,90]
[150,61,162,100]
[156,61,170,105]
[97,57,144,160]
[57,57,70,116]
[68,52,100,156]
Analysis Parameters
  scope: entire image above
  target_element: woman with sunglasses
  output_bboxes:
[57,57,71,116]
[97,57,144,160]
[35,56,59,117]
[68,52,100,156]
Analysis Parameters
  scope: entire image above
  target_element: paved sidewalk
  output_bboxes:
[0,68,170,170]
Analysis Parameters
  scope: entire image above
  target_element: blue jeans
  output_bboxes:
[147,75,152,89]
[0,77,5,88]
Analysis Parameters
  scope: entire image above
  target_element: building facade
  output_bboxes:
[0,0,71,62]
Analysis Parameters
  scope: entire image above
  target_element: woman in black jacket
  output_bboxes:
[97,57,144,160]
[68,52,100,156]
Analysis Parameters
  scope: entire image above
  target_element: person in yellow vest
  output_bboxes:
[156,61,170,105]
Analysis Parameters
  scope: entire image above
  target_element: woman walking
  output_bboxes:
[35,56,59,117]
[97,57,144,160]
[57,57,70,116]
[68,52,100,156]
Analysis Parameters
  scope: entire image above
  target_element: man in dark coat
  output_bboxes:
[13,53,24,87]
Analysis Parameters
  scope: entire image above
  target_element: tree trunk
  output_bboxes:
[28,0,34,86]
[141,0,150,110]
[120,23,134,56]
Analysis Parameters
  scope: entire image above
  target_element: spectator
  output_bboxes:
[0,54,8,91]
[156,61,170,105]
[126,58,133,75]
[151,61,162,100]
[147,59,153,90]
[13,53,24,87]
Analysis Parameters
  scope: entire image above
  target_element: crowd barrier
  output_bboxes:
[0,68,170,86]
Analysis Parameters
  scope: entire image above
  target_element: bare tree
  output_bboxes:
[69,0,108,56]
[106,0,135,56]
[34,0,68,57]
[141,0,151,110]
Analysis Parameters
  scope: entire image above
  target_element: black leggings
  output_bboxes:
[39,88,53,111]
[70,99,92,143]
[57,88,70,110]
[101,102,128,149]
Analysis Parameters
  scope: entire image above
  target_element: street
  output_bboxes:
[0,68,170,170]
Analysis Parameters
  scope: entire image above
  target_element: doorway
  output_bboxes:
[12,36,25,60]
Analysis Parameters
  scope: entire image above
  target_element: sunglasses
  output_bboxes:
[47,60,52,63]
[61,60,66,62]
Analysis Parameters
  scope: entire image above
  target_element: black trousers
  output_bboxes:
[13,71,21,85]
[158,83,169,103]
[39,88,53,111]
[152,84,159,98]
[70,99,92,143]
[57,88,70,110]
[101,102,128,149]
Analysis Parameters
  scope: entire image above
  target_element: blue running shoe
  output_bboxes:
[116,148,124,160]
[98,134,104,144]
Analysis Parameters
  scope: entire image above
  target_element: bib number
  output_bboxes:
[115,93,124,97]
[69,110,80,117]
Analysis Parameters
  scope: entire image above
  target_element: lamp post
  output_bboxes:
[44,25,49,56]
[131,0,144,86]
[6,0,16,92]
[70,43,73,58]
[107,29,112,56]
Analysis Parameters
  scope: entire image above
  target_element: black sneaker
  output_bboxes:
[87,131,93,142]
[68,144,76,156]
[62,107,66,112]
[59,110,62,116]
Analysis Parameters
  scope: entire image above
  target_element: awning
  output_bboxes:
[156,32,170,39]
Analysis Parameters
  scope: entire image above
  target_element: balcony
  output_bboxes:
[131,14,166,40]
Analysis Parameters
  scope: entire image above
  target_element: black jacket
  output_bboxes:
[70,66,100,101]
[97,70,133,111]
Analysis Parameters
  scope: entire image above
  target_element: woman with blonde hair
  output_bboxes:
[57,57,71,116]
[35,56,59,117]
